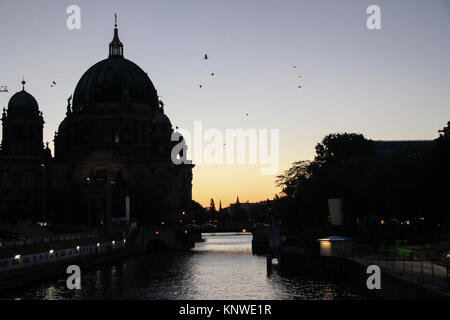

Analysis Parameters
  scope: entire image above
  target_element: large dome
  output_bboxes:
[72,23,159,110]
[72,57,159,109]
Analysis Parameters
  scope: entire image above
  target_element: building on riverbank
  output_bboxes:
[0,20,194,227]
[318,236,355,257]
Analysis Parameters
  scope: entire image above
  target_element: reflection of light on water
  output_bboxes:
[73,287,82,299]
[321,286,336,300]
[7,233,361,300]
[95,270,102,290]
[44,285,57,300]
[194,233,253,253]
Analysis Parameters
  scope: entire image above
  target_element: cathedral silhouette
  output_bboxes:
[0,21,194,227]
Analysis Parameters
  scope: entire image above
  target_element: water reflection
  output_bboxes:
[2,233,360,300]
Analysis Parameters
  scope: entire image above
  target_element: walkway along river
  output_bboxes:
[1,233,361,300]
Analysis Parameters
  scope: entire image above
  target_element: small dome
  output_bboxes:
[8,90,39,110]
[152,112,171,126]
[58,118,67,132]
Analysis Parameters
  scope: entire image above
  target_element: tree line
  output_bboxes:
[273,122,450,245]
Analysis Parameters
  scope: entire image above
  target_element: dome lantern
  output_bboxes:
[109,14,123,58]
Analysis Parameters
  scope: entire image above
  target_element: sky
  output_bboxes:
[0,0,449,207]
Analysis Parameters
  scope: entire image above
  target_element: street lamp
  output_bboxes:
[41,164,46,223]
[446,253,450,289]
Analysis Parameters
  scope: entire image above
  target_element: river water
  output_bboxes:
[4,233,361,300]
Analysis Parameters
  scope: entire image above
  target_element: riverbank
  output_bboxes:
[0,234,124,259]
[279,250,450,300]
[0,244,138,293]
[1,233,362,300]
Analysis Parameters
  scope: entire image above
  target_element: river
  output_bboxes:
[3,233,361,300]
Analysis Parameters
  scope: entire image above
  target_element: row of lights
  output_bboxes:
[13,239,127,260]
[381,217,427,225]
[154,230,189,236]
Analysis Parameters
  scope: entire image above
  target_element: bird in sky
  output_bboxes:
[199,85,203,88]
[298,85,302,88]
[245,113,249,116]
[211,73,214,76]
[293,66,297,68]
[204,54,208,60]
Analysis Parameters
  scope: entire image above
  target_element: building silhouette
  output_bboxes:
[0,22,194,227]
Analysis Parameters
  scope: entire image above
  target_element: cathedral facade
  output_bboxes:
[0,23,194,227]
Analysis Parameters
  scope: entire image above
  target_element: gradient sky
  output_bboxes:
[0,0,449,207]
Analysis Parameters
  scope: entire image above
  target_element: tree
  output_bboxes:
[276,161,313,198]
[427,121,450,224]
[437,121,450,141]
[314,133,374,168]
[274,133,374,233]
[433,121,450,159]
[190,200,207,225]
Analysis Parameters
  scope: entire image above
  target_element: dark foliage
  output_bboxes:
[274,126,450,244]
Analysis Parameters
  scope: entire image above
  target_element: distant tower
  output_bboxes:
[1,80,44,156]
[0,80,47,223]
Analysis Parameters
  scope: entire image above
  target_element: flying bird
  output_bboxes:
[199,85,203,88]
[211,73,214,76]
[204,54,208,60]
[298,85,302,88]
